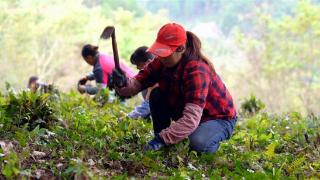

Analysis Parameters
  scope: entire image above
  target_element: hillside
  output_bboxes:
[0,89,319,179]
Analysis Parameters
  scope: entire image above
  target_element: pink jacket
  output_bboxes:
[98,53,135,85]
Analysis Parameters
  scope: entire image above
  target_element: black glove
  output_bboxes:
[110,68,128,88]
[78,77,88,85]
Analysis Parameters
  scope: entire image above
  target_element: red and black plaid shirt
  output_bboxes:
[135,57,236,122]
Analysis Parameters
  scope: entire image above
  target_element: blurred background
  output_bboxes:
[0,0,319,115]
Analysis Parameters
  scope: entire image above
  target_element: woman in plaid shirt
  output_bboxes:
[114,23,237,153]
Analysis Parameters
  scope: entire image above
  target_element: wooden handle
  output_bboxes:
[111,32,122,73]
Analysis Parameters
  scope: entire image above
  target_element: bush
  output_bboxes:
[240,95,266,116]
[4,90,58,131]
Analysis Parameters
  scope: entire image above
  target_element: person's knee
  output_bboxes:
[189,134,221,153]
[189,134,207,152]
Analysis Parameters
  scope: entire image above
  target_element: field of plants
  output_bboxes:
[0,88,319,179]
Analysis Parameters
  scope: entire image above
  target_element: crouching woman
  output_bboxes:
[114,23,237,153]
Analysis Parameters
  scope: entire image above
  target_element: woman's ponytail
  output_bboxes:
[184,31,215,73]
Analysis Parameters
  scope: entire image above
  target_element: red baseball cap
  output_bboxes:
[147,23,187,57]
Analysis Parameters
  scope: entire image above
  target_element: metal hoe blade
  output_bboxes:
[100,26,115,39]
[98,26,122,73]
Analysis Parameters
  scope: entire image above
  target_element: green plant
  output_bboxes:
[0,88,319,178]
[5,90,57,131]
[240,95,266,116]
[1,152,20,179]
[93,88,110,106]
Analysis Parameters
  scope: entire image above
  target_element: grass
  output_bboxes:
[0,89,319,179]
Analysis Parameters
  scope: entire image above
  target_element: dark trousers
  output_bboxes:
[149,87,171,134]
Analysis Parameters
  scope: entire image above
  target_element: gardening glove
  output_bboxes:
[78,76,88,85]
[111,68,127,88]
[107,72,129,100]
[78,77,89,93]
[144,134,166,151]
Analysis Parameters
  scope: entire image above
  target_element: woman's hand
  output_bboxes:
[78,77,88,85]
[111,68,128,88]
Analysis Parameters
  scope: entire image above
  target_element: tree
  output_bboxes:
[235,1,320,114]
[0,0,168,91]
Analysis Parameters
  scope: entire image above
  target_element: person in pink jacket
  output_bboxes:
[112,23,237,153]
[78,44,135,95]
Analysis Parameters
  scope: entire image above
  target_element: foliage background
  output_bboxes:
[0,0,320,179]
[0,0,319,114]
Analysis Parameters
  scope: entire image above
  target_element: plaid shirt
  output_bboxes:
[135,57,236,122]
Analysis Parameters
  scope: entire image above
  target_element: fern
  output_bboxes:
[265,143,277,159]
[288,156,306,173]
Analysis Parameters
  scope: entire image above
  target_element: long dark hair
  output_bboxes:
[81,44,99,58]
[183,31,215,73]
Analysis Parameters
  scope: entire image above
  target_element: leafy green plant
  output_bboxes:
[4,90,57,131]
[93,88,110,106]
[240,95,266,116]
[0,89,319,179]
[1,152,20,179]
